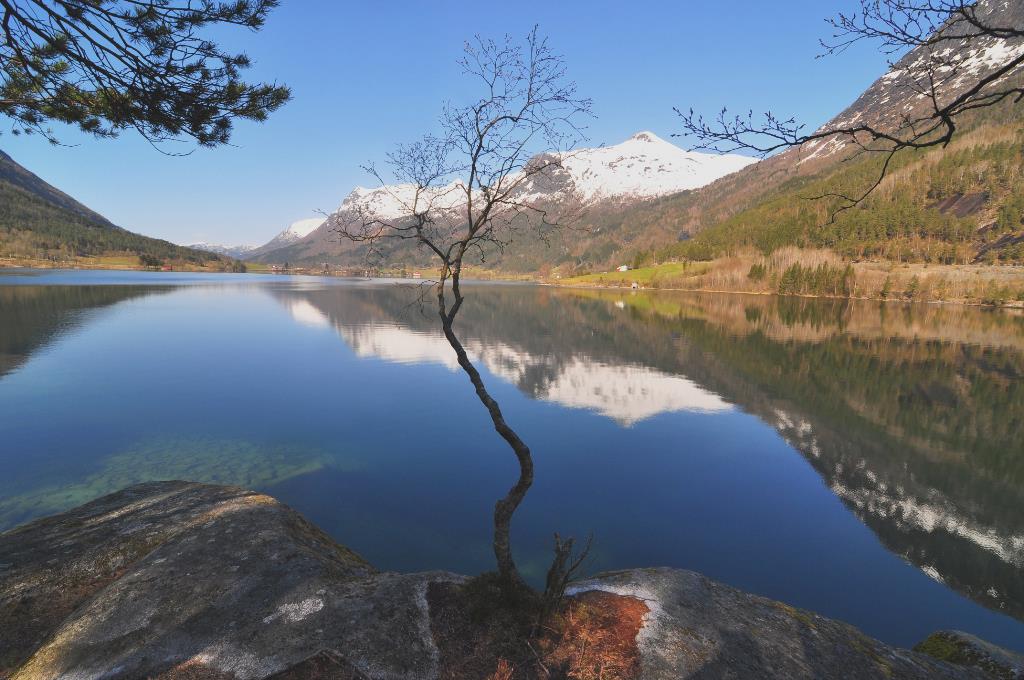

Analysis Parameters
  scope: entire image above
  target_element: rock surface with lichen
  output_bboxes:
[1,481,1019,679]
[0,481,458,679]
[914,631,1023,680]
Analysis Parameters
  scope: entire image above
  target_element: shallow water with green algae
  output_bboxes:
[0,436,353,528]
[0,269,1022,652]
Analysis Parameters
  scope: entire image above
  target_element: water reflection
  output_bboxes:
[1,277,1022,647]
[282,287,733,425]
[0,285,166,378]
[271,284,1024,622]
[339,323,731,425]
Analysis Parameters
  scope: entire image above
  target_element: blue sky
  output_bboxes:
[2,1,894,246]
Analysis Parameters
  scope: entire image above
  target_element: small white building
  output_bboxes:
[616,265,630,272]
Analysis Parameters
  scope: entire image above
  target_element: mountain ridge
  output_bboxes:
[249,132,756,265]
[186,242,258,259]
[245,217,326,260]
[0,149,238,269]
[0,150,117,229]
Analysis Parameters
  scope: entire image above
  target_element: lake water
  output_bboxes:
[1,269,1022,651]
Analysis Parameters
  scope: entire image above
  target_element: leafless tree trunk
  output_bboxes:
[332,27,591,594]
[435,270,534,593]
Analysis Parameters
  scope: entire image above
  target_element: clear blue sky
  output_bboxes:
[1,1,894,246]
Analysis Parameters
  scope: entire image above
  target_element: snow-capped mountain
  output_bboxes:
[189,217,327,261]
[186,242,257,259]
[554,131,756,203]
[247,217,326,258]
[332,132,755,220]
[337,182,466,221]
[273,217,325,245]
[798,0,1024,165]
[248,132,755,265]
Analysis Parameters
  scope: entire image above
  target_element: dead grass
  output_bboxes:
[555,248,1024,306]
[534,591,646,680]
[428,574,647,680]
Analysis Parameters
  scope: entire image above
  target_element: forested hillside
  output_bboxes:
[559,0,1024,275]
[0,150,240,270]
[642,105,1024,267]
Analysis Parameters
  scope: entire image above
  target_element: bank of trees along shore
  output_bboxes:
[645,119,1024,268]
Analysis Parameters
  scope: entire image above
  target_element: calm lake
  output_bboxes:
[1,269,1022,651]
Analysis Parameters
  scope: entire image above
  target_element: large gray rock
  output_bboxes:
[1,481,460,679]
[569,569,996,679]
[1,481,1017,679]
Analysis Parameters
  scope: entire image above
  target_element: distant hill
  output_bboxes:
[245,217,325,261]
[0,151,239,269]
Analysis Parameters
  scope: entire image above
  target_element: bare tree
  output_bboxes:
[677,0,1024,215]
[331,27,592,597]
[0,0,290,147]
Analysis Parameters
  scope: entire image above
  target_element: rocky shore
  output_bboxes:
[1,481,1020,679]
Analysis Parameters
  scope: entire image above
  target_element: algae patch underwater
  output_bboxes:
[0,436,361,530]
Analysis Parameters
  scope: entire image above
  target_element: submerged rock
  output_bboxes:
[0,481,1016,679]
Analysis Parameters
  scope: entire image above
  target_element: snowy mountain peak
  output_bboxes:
[556,131,757,203]
[339,181,466,221]
[627,130,663,144]
[245,216,327,258]
[185,242,256,259]
[283,217,325,240]
[333,132,756,221]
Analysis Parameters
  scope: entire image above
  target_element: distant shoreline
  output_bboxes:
[6,257,1024,309]
[546,257,1024,308]
[546,280,1024,308]
[0,256,230,273]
